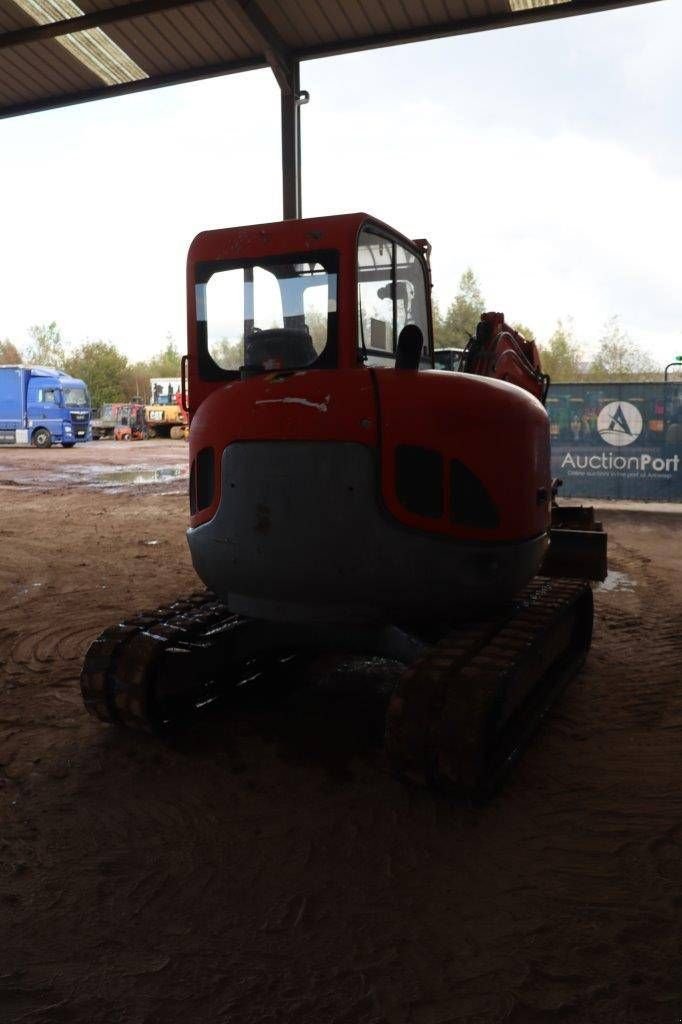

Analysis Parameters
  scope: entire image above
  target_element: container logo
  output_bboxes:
[597,401,643,447]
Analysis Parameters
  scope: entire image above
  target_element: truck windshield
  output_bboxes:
[62,387,89,407]
[196,252,337,374]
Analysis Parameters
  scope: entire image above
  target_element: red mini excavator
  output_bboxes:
[81,214,606,800]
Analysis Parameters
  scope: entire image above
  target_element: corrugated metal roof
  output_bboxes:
[0,0,660,120]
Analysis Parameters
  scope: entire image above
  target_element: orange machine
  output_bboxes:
[460,312,549,403]
[82,213,605,800]
[113,403,146,441]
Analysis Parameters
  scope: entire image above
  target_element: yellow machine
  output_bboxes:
[144,395,188,440]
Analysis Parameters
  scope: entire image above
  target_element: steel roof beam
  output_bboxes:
[294,0,662,61]
[0,0,298,93]
[227,2,303,219]
[0,0,201,50]
[0,0,661,121]
[0,0,659,56]
[0,54,266,119]
[229,0,294,94]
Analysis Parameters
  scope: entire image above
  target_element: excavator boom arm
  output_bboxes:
[461,311,550,404]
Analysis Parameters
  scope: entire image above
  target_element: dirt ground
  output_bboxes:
[1,441,681,1024]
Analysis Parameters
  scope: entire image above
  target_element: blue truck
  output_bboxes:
[0,365,91,448]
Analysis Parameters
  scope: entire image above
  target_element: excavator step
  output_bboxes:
[384,577,593,802]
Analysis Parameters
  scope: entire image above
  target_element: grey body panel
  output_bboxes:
[187,442,548,624]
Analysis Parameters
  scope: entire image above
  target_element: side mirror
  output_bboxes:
[395,324,423,370]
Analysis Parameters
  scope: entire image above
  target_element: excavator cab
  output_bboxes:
[189,216,433,392]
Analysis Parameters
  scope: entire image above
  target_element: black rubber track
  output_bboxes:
[80,592,238,733]
[385,577,594,802]
[82,578,593,801]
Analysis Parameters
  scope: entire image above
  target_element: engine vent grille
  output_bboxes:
[190,447,214,515]
[395,444,443,518]
[450,459,499,529]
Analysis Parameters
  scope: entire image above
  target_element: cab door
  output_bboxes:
[357,227,432,369]
[27,380,62,433]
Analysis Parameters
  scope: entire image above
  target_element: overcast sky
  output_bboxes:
[1,0,679,365]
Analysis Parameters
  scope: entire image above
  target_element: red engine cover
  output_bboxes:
[190,366,550,544]
[374,368,550,542]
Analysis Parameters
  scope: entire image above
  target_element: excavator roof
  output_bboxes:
[188,213,423,265]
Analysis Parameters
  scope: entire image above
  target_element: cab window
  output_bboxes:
[38,388,58,404]
[196,252,338,376]
[357,229,430,362]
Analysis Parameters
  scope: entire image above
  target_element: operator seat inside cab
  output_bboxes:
[395,324,424,370]
[244,326,317,371]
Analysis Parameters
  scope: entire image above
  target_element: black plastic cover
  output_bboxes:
[396,444,443,518]
[450,459,499,529]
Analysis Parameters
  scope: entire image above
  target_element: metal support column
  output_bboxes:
[280,61,307,220]
[229,3,308,221]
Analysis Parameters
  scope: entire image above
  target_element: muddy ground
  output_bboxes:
[1,441,681,1024]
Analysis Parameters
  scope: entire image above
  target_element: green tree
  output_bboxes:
[210,337,242,371]
[431,299,449,349]
[588,316,658,380]
[439,268,485,347]
[306,309,327,354]
[0,339,22,363]
[25,321,66,367]
[64,341,130,411]
[538,319,584,382]
[147,334,182,378]
[121,363,148,402]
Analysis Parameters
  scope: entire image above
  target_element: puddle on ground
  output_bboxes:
[0,461,189,490]
[598,570,636,592]
[89,466,188,489]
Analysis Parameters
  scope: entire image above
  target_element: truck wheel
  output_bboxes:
[32,428,52,449]
[62,442,76,449]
